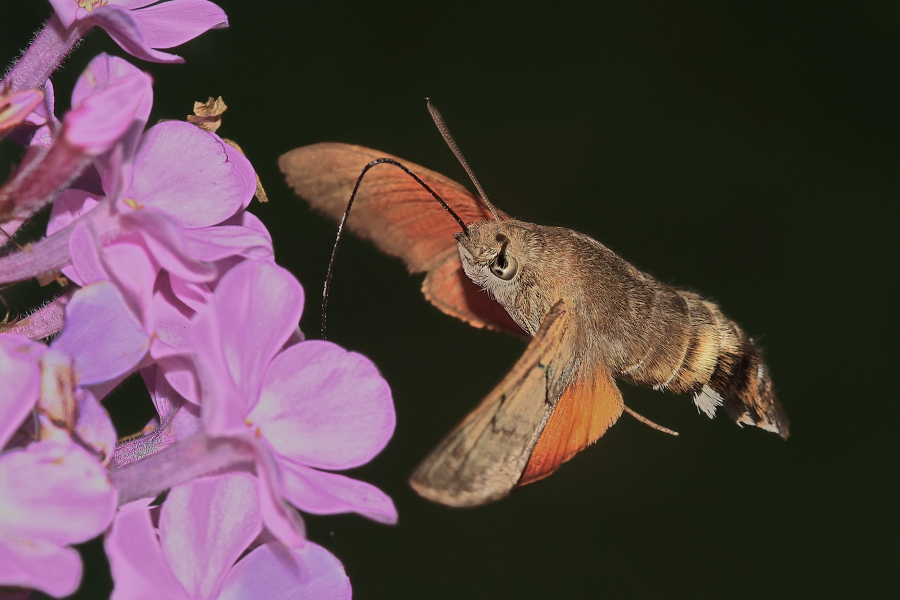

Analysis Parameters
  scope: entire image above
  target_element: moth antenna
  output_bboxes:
[322,157,469,340]
[623,405,680,436]
[426,98,501,221]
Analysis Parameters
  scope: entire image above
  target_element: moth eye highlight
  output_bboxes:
[489,239,518,281]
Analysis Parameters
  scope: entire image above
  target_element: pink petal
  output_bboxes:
[71,54,154,185]
[0,441,117,595]
[93,240,159,318]
[251,340,395,470]
[111,1,162,9]
[192,261,303,434]
[0,89,44,137]
[0,335,43,448]
[219,542,351,600]
[131,0,228,49]
[160,473,262,600]
[0,540,83,598]
[121,210,217,282]
[67,219,107,287]
[62,71,153,157]
[52,281,150,385]
[89,6,186,63]
[168,279,210,313]
[223,142,257,211]
[106,507,191,600]
[281,461,398,524]
[0,441,116,543]
[47,0,79,27]
[146,276,193,349]
[130,122,254,228]
[153,352,202,405]
[244,436,306,549]
[71,54,151,120]
[47,188,101,237]
[181,224,274,263]
[144,283,201,403]
[30,79,57,128]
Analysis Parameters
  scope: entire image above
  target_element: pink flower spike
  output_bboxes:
[51,281,151,386]
[218,542,351,600]
[0,89,44,138]
[0,441,117,597]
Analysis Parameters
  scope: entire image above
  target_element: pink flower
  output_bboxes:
[49,0,229,64]
[190,260,397,534]
[0,441,118,597]
[106,475,351,600]
[0,64,152,223]
[3,0,227,94]
[0,334,119,597]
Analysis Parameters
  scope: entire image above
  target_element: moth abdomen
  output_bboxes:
[621,288,789,439]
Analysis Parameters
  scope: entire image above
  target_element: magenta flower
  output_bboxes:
[0,441,118,597]
[0,54,268,341]
[0,64,152,223]
[106,475,351,600]
[190,260,398,527]
[3,0,227,94]
[2,280,151,462]
[0,335,118,598]
[49,0,228,63]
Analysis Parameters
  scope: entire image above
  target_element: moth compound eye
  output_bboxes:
[495,233,508,243]
[490,241,518,280]
[490,254,518,280]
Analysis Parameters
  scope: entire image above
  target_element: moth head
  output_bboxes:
[455,221,527,297]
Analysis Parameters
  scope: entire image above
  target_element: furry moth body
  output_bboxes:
[280,142,789,508]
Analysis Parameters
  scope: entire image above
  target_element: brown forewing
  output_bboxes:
[279,143,502,271]
[279,143,521,334]
[409,300,575,507]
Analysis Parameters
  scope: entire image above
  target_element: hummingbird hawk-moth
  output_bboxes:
[279,107,789,508]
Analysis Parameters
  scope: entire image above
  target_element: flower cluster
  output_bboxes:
[0,2,396,598]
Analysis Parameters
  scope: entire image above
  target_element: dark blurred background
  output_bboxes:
[2,1,896,598]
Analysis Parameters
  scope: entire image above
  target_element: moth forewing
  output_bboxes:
[409,300,575,507]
